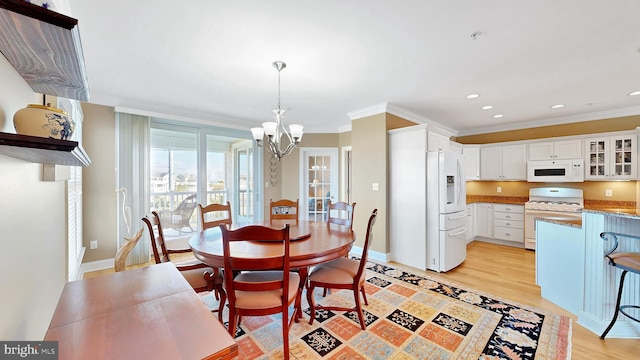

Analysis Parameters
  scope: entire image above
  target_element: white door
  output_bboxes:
[300,148,338,221]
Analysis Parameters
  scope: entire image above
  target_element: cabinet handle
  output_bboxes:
[506,233,511,236]
[506,222,511,226]
[506,215,511,219]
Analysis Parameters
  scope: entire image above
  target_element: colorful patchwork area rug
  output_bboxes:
[199,261,572,359]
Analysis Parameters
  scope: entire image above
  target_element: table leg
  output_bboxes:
[295,267,309,322]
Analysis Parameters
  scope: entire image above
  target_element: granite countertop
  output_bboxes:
[466,195,528,205]
[537,217,583,228]
[582,208,640,218]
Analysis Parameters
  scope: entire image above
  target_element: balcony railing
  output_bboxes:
[149,189,252,233]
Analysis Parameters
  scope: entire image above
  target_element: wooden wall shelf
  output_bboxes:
[0,0,90,101]
[0,132,91,167]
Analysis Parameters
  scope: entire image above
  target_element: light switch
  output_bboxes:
[497,186,502,193]
[605,189,613,197]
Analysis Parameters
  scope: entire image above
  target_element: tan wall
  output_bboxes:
[351,114,388,253]
[466,180,636,202]
[0,57,67,339]
[266,133,340,218]
[387,113,418,130]
[455,116,640,144]
[81,103,117,262]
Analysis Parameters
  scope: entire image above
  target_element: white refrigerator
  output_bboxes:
[426,150,467,272]
[389,125,467,272]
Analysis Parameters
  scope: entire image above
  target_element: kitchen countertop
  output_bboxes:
[466,195,528,205]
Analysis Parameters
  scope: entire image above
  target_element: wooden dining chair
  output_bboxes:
[198,201,232,303]
[269,198,299,224]
[198,201,232,230]
[326,201,356,230]
[142,211,226,321]
[322,201,357,296]
[307,209,378,330]
[220,224,300,360]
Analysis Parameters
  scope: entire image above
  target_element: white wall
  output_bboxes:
[0,57,68,339]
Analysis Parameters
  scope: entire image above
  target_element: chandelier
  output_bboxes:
[251,61,304,161]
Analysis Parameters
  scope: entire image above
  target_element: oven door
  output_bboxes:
[524,209,582,250]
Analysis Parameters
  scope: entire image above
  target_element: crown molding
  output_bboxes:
[347,102,457,136]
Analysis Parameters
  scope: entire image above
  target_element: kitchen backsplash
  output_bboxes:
[466,180,638,203]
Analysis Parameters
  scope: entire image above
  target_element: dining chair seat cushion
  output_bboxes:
[233,271,300,310]
[309,257,362,285]
[609,252,640,271]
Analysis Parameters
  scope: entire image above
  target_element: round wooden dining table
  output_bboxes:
[189,220,356,320]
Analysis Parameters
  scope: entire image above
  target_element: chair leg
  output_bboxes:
[282,307,290,360]
[307,284,317,325]
[227,308,237,338]
[360,284,369,305]
[353,286,366,330]
[216,286,227,323]
[601,270,628,339]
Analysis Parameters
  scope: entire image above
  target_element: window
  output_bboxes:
[149,121,260,239]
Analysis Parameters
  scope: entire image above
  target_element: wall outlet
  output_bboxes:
[372,183,379,191]
[605,189,613,197]
[496,186,502,193]
[90,240,98,249]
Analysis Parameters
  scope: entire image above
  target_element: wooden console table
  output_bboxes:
[44,263,237,359]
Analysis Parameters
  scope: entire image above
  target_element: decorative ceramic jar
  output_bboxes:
[13,103,75,140]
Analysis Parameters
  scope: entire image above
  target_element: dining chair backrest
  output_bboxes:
[142,211,171,264]
[356,209,378,279]
[198,201,232,230]
[270,199,298,224]
[219,224,292,303]
[327,201,356,230]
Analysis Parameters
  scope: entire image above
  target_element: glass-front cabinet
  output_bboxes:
[585,135,637,180]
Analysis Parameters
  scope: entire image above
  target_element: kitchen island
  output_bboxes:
[536,209,640,338]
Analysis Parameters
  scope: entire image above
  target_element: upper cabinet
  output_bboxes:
[528,139,582,160]
[480,144,527,180]
[427,131,451,151]
[462,145,480,180]
[584,135,637,180]
[0,0,90,101]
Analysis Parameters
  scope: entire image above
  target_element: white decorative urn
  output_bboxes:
[13,103,75,140]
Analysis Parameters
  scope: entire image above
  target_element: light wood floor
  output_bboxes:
[85,241,638,358]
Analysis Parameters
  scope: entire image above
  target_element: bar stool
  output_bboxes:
[599,232,640,339]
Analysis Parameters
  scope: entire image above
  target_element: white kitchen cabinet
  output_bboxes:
[584,135,637,180]
[427,131,451,151]
[528,139,582,160]
[462,145,480,180]
[475,203,493,238]
[466,204,475,243]
[480,144,527,180]
[492,204,524,243]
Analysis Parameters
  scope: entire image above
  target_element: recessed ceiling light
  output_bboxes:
[481,105,494,110]
[550,104,565,109]
[493,114,503,118]
[629,90,640,96]
[466,93,480,99]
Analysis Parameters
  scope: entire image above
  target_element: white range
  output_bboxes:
[524,187,584,250]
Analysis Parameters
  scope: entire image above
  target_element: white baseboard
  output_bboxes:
[350,245,389,263]
[80,258,115,277]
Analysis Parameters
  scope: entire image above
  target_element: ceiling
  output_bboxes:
[66,0,640,136]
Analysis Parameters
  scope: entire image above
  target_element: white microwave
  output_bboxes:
[527,159,584,182]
